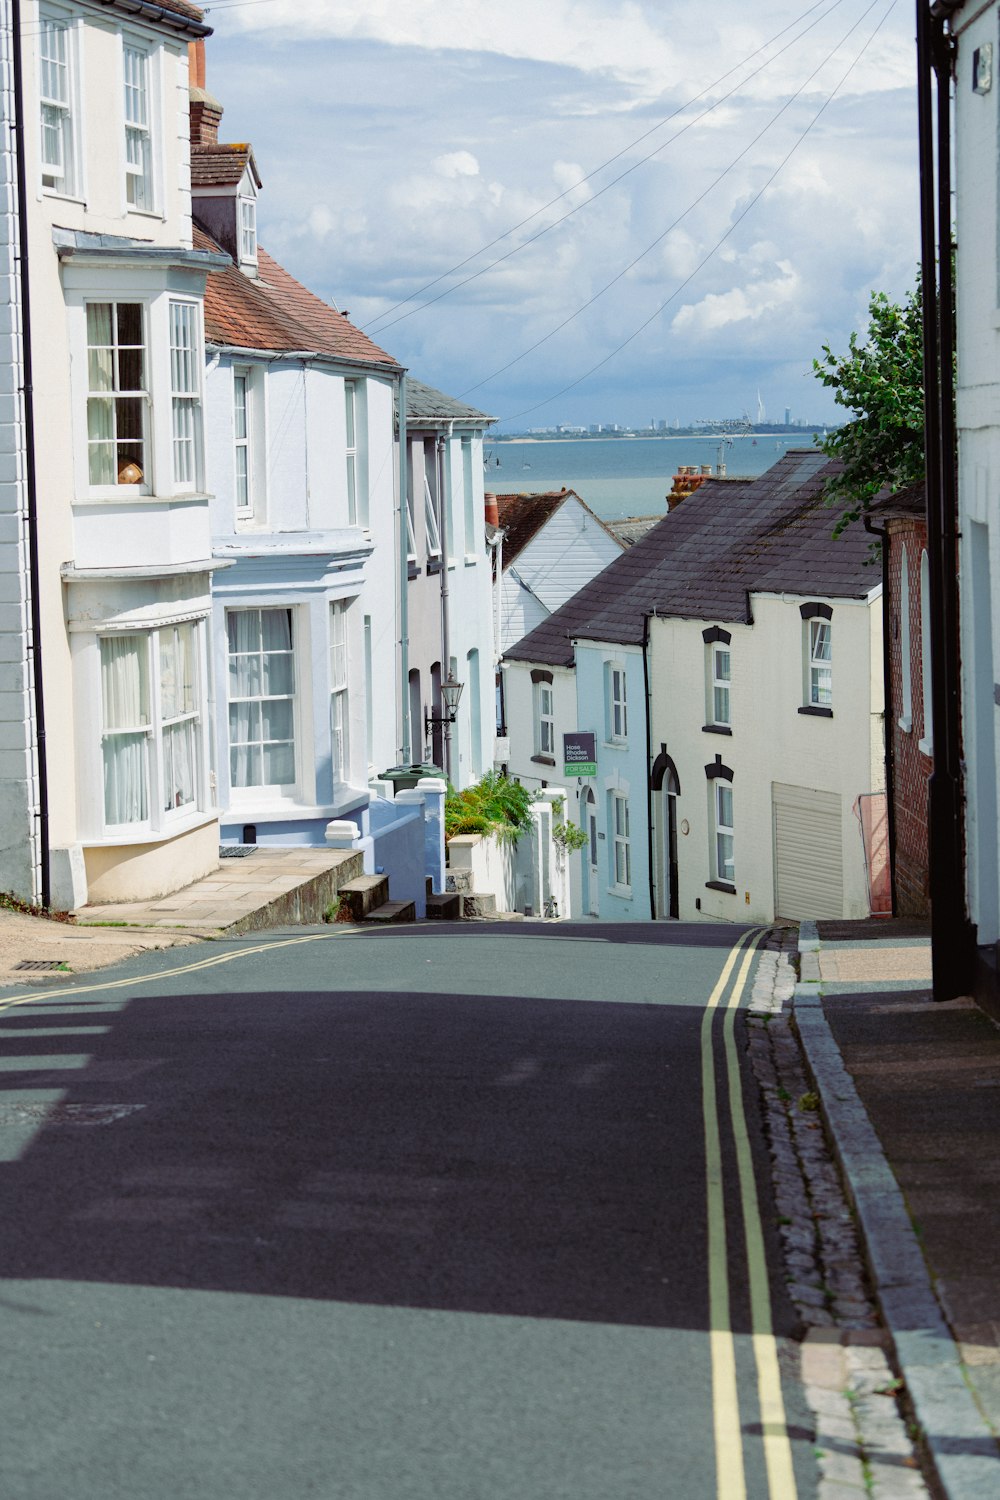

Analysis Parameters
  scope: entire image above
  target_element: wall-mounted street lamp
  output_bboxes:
[425,672,464,734]
[425,672,464,782]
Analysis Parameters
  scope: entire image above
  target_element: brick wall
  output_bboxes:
[886,517,931,917]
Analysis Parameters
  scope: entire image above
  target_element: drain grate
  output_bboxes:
[220,844,258,858]
[13,959,66,971]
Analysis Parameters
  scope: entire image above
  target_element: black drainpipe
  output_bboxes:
[11,0,50,909]
[863,515,898,917]
[642,611,656,921]
[917,0,972,998]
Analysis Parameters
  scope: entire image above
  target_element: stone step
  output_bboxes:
[462,893,497,919]
[426,891,462,920]
[365,899,416,924]
[338,874,390,922]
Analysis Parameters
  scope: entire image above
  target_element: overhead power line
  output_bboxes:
[362,0,850,335]
[459,0,885,401]
[495,0,900,429]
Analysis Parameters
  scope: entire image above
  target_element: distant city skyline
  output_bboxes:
[208,1,919,429]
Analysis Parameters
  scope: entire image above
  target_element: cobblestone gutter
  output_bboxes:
[748,930,934,1499]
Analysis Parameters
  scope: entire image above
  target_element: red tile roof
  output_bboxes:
[191,144,260,189]
[195,225,402,369]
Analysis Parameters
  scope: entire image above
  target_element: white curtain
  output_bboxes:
[101,635,148,824]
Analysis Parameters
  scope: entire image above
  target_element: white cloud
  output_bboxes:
[208,0,922,426]
[434,151,480,179]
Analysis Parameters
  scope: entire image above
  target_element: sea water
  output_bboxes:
[484,434,820,521]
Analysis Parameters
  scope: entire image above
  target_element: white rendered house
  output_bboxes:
[191,57,405,848]
[402,379,496,788]
[0,0,229,907]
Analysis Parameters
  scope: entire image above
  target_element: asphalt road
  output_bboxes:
[0,922,817,1499]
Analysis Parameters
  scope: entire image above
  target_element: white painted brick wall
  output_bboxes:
[0,0,40,900]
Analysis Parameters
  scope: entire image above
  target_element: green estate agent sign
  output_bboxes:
[564,732,597,777]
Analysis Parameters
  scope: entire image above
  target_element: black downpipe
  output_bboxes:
[917,0,971,997]
[863,515,898,916]
[642,612,655,921]
[11,0,50,908]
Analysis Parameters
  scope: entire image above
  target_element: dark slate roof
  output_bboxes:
[504,450,874,668]
[866,481,926,521]
[196,224,402,369]
[605,515,662,548]
[400,378,493,426]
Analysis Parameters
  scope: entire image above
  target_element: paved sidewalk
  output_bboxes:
[0,846,362,986]
[793,917,1000,1500]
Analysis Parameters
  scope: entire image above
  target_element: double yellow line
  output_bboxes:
[0,931,337,1014]
[703,930,798,1500]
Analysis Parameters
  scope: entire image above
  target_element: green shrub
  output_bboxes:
[444,772,534,843]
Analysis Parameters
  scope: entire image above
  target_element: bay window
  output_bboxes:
[227,608,297,792]
[100,622,204,831]
[87,301,147,487]
[330,600,349,784]
[169,301,200,489]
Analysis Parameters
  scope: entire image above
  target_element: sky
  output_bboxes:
[202,0,920,432]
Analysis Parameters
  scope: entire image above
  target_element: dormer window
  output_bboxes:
[239,196,257,267]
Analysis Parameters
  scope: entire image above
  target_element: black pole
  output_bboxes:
[917,0,972,997]
[863,515,898,917]
[642,612,655,921]
[10,0,50,908]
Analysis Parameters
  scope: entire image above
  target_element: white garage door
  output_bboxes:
[772,782,844,920]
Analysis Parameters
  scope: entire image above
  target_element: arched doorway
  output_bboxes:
[581,787,599,917]
[650,752,680,920]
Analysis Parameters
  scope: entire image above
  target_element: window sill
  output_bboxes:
[602,739,627,750]
[427,557,442,575]
[607,885,633,900]
[798,705,833,718]
[918,737,933,758]
[407,562,421,580]
[125,206,165,223]
[705,880,736,895]
[83,808,218,848]
[464,554,478,566]
[531,754,556,766]
[42,189,87,207]
[897,714,913,734]
[702,723,732,736]
[74,491,211,508]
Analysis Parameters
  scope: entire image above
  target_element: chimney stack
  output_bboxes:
[188,39,223,147]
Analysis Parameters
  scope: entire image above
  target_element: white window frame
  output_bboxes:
[711,643,731,726]
[607,663,628,742]
[39,9,80,198]
[99,620,206,836]
[239,195,258,267]
[462,434,476,558]
[920,550,933,756]
[85,299,150,492]
[713,779,735,886]
[808,618,832,707]
[226,607,299,800]
[345,380,358,526]
[169,299,200,492]
[610,790,632,892]
[898,548,913,733]
[534,680,554,758]
[122,39,155,214]
[424,472,441,558]
[330,599,350,785]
